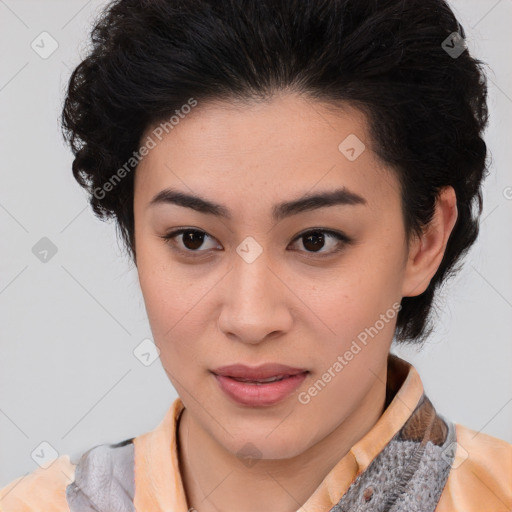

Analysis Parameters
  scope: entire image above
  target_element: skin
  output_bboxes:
[133,92,458,512]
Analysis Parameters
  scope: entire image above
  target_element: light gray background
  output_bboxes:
[1,0,511,488]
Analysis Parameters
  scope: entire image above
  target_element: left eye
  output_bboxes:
[290,229,350,255]
[160,228,351,256]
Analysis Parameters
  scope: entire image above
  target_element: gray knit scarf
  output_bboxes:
[66,387,456,512]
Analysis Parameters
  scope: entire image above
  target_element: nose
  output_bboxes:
[217,250,293,345]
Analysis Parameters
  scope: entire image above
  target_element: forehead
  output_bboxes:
[134,94,400,217]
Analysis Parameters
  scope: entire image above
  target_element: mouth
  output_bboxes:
[212,362,309,381]
[211,364,309,406]
[226,375,298,384]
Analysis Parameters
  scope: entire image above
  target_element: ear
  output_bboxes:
[401,186,458,297]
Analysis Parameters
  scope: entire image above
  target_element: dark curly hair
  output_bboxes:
[61,0,489,346]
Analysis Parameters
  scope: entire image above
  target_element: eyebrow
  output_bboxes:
[148,186,367,222]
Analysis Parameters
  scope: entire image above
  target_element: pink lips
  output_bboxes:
[212,363,309,407]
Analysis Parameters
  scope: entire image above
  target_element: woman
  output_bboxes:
[1,0,510,510]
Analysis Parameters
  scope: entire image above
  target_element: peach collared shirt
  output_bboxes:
[1,356,511,511]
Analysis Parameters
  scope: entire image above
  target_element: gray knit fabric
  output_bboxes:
[66,438,135,512]
[64,355,457,512]
[64,411,456,512]
[329,416,456,512]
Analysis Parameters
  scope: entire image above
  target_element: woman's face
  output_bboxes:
[133,93,418,459]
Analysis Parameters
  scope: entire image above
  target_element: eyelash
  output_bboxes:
[159,228,352,259]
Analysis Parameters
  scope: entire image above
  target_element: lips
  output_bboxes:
[212,364,310,406]
[212,363,308,382]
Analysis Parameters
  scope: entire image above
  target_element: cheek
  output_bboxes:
[136,259,209,377]
[309,251,402,330]
[140,278,201,387]
[136,234,185,327]
[136,251,182,354]
[345,237,405,305]
[301,248,403,373]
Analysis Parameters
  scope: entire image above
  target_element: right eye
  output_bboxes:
[160,228,221,256]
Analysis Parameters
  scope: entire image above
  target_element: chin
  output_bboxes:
[222,432,307,463]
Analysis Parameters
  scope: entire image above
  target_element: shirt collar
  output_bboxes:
[132,352,424,512]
